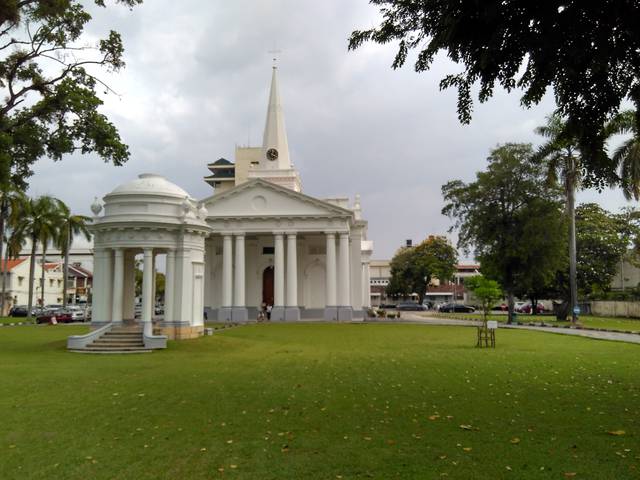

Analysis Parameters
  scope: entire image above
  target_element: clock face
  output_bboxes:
[266,148,279,161]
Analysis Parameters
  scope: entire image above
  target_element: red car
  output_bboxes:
[519,303,546,314]
[36,309,73,324]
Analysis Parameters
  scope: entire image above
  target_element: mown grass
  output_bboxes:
[426,312,640,333]
[0,316,34,325]
[1,323,639,479]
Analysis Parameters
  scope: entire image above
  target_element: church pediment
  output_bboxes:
[200,179,353,219]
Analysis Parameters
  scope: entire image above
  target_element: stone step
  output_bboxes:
[91,341,145,346]
[103,333,143,338]
[72,347,152,354]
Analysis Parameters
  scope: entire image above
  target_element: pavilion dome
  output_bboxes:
[109,173,190,198]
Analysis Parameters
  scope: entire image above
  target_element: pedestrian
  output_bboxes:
[266,304,272,320]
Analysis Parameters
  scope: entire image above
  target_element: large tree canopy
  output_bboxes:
[349,1,640,187]
[386,235,457,305]
[442,143,566,322]
[0,0,142,189]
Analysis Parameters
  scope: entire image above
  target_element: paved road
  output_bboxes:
[394,313,640,345]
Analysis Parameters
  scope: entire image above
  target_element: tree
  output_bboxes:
[442,143,566,323]
[12,196,62,315]
[575,203,631,297]
[387,235,457,305]
[465,276,502,323]
[604,110,640,201]
[349,2,640,185]
[56,203,91,307]
[0,185,25,313]
[0,0,141,240]
[534,113,581,322]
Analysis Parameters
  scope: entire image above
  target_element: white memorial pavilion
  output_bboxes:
[71,66,373,349]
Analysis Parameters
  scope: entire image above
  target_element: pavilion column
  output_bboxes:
[164,249,175,323]
[219,234,233,322]
[141,247,154,335]
[285,232,300,321]
[103,249,114,322]
[324,233,338,320]
[232,233,248,321]
[271,232,285,321]
[337,232,353,321]
[91,248,107,325]
[111,248,124,324]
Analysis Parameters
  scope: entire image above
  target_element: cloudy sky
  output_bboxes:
[27,0,637,260]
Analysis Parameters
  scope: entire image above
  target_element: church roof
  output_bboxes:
[200,178,355,218]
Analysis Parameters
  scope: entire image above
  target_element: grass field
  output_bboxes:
[1,323,639,479]
[425,312,640,333]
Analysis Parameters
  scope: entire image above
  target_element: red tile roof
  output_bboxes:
[0,258,27,272]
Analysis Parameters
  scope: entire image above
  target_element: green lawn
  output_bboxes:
[0,316,34,325]
[425,312,640,333]
[1,324,639,479]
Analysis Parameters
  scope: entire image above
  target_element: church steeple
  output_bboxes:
[261,66,291,169]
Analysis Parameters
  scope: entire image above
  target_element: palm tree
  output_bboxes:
[12,196,63,317]
[56,202,91,307]
[0,188,26,314]
[534,113,581,323]
[604,109,640,201]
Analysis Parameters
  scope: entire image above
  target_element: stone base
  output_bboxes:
[218,307,233,322]
[232,307,249,322]
[157,323,204,340]
[284,306,300,321]
[337,306,353,322]
[271,306,285,321]
[323,306,338,321]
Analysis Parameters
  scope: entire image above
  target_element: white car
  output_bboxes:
[65,305,86,322]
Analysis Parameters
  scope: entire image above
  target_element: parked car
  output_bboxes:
[9,305,29,317]
[379,303,397,309]
[36,309,73,324]
[519,303,547,314]
[438,303,476,313]
[65,305,86,322]
[397,302,428,311]
[492,303,508,311]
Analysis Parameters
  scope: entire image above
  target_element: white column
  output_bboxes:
[141,248,154,331]
[234,234,245,307]
[338,233,351,306]
[165,249,175,323]
[222,234,233,307]
[325,233,337,306]
[286,233,297,306]
[111,248,124,323]
[91,248,106,324]
[103,249,113,321]
[274,233,284,307]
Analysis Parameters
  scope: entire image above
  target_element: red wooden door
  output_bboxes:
[262,266,274,305]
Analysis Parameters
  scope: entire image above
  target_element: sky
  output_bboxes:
[26,0,638,260]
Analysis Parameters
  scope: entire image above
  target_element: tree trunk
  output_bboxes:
[567,160,578,323]
[27,237,37,317]
[0,199,5,315]
[1,244,9,315]
[40,243,46,307]
[507,291,515,324]
[530,296,537,316]
[62,224,70,308]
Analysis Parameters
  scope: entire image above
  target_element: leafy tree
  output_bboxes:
[12,195,62,315]
[575,203,632,297]
[56,203,91,307]
[465,276,502,323]
[0,0,141,247]
[442,143,566,323]
[604,110,640,201]
[349,1,640,185]
[387,235,457,305]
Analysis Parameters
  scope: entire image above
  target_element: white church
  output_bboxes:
[70,66,373,349]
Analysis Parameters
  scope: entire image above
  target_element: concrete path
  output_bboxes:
[394,313,640,345]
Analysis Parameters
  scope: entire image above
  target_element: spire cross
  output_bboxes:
[268,48,282,66]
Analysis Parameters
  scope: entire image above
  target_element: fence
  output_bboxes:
[590,301,640,318]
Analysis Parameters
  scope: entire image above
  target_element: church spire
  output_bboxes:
[261,66,291,169]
